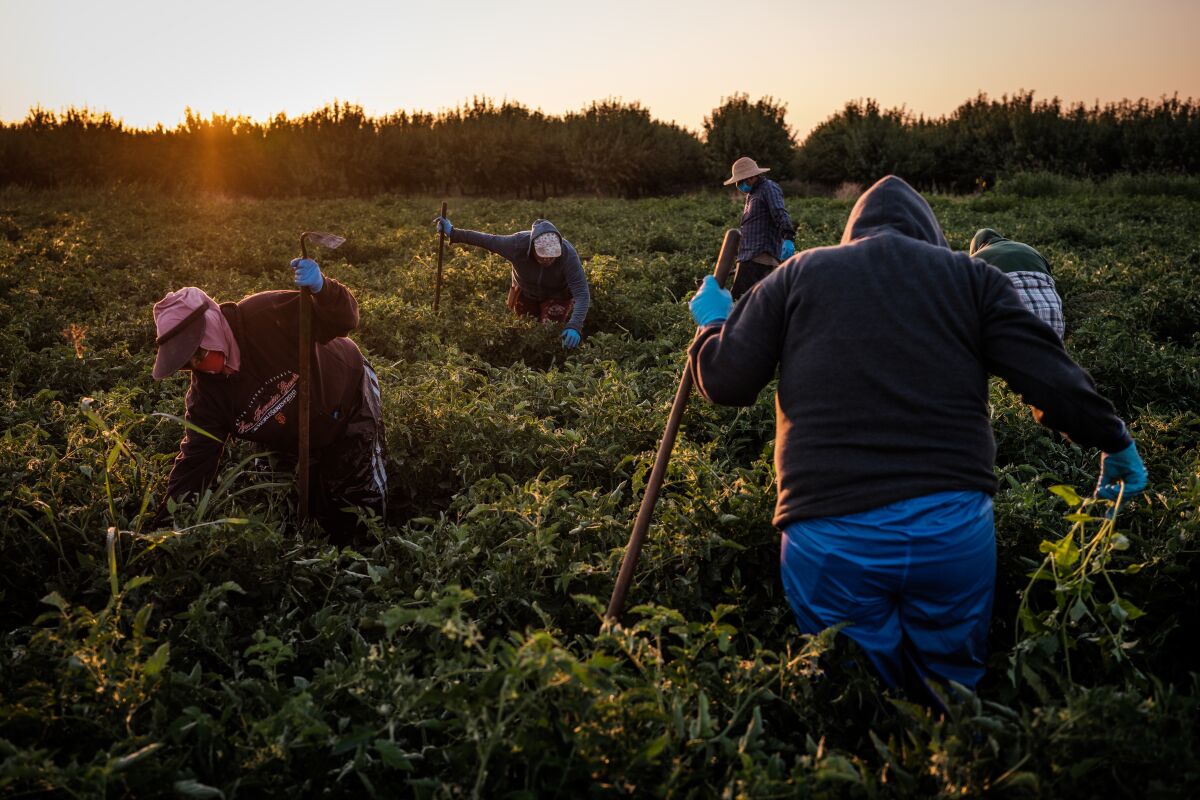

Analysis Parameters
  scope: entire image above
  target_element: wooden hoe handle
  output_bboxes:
[603,228,741,625]
[297,233,313,524]
[434,201,448,312]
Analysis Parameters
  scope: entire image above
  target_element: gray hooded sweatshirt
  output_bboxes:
[689,175,1131,526]
[450,219,591,331]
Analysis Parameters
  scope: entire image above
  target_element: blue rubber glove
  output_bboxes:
[780,239,796,260]
[1095,441,1148,501]
[689,275,733,327]
[435,216,453,237]
[290,257,324,293]
[561,328,581,349]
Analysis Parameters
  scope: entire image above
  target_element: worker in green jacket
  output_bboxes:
[970,228,1064,339]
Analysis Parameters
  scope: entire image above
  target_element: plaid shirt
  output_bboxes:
[1008,270,1065,339]
[738,178,795,263]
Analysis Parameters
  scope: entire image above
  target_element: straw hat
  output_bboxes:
[723,156,771,186]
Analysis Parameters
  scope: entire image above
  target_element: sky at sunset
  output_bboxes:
[2,0,1198,140]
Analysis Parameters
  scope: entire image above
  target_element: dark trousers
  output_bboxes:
[730,260,775,301]
[294,361,387,543]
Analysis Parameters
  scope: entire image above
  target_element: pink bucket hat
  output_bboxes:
[151,287,240,379]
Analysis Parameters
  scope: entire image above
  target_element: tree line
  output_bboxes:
[797,92,1200,192]
[0,92,1196,197]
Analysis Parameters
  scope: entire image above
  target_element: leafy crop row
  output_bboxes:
[1,187,1198,797]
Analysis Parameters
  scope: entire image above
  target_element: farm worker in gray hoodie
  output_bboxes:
[970,228,1064,339]
[724,156,796,301]
[434,216,590,348]
[686,175,1147,701]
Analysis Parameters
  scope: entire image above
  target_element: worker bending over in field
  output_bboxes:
[150,259,386,540]
[725,156,796,300]
[969,228,1064,339]
[687,175,1147,702]
[434,215,590,349]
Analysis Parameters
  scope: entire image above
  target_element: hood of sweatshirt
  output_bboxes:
[840,175,948,248]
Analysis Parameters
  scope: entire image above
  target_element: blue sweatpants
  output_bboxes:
[781,491,996,696]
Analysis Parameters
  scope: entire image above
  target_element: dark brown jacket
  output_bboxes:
[164,279,364,503]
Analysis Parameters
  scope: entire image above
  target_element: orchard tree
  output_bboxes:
[703,94,795,181]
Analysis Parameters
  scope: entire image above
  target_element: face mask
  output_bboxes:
[736,181,752,193]
[191,349,226,374]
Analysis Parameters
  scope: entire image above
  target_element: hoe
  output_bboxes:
[434,201,447,312]
[604,228,740,625]
[297,230,346,525]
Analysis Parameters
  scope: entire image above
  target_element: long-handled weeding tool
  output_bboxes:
[604,228,741,626]
[434,201,447,312]
[297,230,346,525]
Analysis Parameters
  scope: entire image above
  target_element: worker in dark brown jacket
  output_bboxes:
[150,258,386,537]
[686,175,1147,702]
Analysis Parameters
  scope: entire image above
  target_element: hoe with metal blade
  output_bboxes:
[434,201,447,312]
[604,228,740,626]
[297,230,346,526]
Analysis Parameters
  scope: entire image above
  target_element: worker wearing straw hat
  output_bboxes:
[724,156,796,301]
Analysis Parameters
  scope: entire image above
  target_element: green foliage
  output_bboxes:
[996,171,1200,200]
[703,94,796,181]
[565,101,705,197]
[0,99,706,199]
[795,92,1200,192]
[792,99,921,187]
[7,92,1195,198]
[1,188,1198,796]
[1012,489,1150,689]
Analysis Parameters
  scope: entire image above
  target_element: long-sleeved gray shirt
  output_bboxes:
[689,175,1131,527]
[450,219,591,331]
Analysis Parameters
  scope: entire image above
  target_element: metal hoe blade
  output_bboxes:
[304,231,346,250]
[300,231,346,257]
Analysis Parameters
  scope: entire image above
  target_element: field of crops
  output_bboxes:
[1,183,1198,797]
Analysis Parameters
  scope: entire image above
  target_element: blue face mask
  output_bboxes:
[736,181,752,193]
